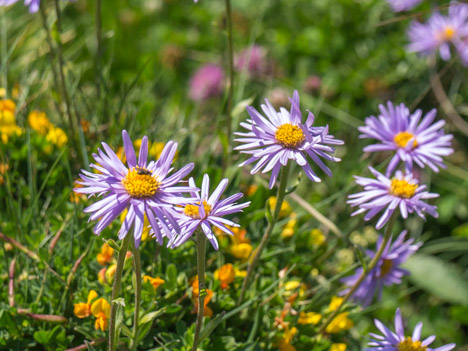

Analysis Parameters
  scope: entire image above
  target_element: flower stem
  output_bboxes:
[316,212,398,335]
[130,243,142,350]
[95,0,103,101]
[237,163,291,305]
[224,0,234,167]
[192,229,207,351]
[108,234,131,351]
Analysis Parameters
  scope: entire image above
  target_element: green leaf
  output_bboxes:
[199,311,226,344]
[232,96,255,118]
[402,253,468,305]
[106,239,121,253]
[166,264,178,290]
[112,297,126,307]
[139,308,167,326]
[33,330,50,345]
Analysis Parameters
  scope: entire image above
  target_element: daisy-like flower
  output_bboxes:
[367,308,455,351]
[359,102,453,176]
[386,0,422,12]
[168,174,250,250]
[407,2,468,66]
[341,231,421,306]
[348,167,438,230]
[234,90,343,189]
[75,130,196,247]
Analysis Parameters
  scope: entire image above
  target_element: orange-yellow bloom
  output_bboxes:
[97,243,114,265]
[214,264,235,290]
[276,326,297,351]
[143,275,165,290]
[91,298,110,331]
[328,296,344,312]
[330,343,347,351]
[325,312,354,334]
[28,111,52,135]
[191,277,214,317]
[298,311,322,325]
[74,290,98,318]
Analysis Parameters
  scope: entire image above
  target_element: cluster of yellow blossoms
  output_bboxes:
[73,290,110,331]
[0,98,22,143]
[28,110,68,150]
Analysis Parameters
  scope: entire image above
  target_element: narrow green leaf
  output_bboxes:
[199,311,226,343]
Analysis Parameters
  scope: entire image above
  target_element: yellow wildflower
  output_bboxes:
[330,343,346,351]
[325,312,354,334]
[230,242,253,261]
[0,99,16,122]
[234,267,247,277]
[276,326,297,351]
[28,111,52,135]
[0,125,22,143]
[74,290,98,318]
[98,267,107,285]
[329,296,344,312]
[247,184,258,196]
[0,88,5,98]
[0,163,8,185]
[91,298,110,331]
[105,264,117,284]
[191,277,213,317]
[298,311,322,325]
[309,228,326,246]
[214,263,235,290]
[46,127,68,147]
[12,84,19,99]
[143,275,165,290]
[284,280,301,291]
[97,243,114,265]
[268,196,292,219]
[281,213,297,238]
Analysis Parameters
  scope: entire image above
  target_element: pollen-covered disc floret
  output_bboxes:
[366,308,455,351]
[234,90,343,189]
[390,178,418,199]
[275,123,305,148]
[168,174,250,250]
[74,130,196,247]
[341,231,421,307]
[348,167,438,230]
[122,167,159,198]
[183,200,211,219]
[359,102,453,176]
[407,2,468,66]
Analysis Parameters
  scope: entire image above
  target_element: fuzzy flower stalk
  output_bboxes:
[341,230,421,306]
[75,130,196,351]
[367,308,455,351]
[235,90,343,304]
[167,174,249,351]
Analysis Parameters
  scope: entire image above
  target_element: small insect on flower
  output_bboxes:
[407,2,468,66]
[74,130,196,247]
[168,174,250,250]
[340,231,421,306]
[359,102,453,176]
[348,167,439,230]
[235,90,343,188]
[366,308,455,351]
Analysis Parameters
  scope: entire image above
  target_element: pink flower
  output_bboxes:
[189,64,225,101]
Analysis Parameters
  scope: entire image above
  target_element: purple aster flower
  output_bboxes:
[74,130,196,247]
[234,90,343,189]
[0,0,39,12]
[234,45,271,77]
[348,167,439,230]
[341,231,421,306]
[386,0,422,12]
[168,174,250,250]
[359,102,453,176]
[367,308,455,351]
[189,64,225,102]
[407,2,468,66]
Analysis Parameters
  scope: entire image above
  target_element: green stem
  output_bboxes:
[108,234,131,351]
[192,229,207,351]
[224,0,234,167]
[237,163,291,305]
[95,0,102,101]
[317,212,398,335]
[130,243,142,350]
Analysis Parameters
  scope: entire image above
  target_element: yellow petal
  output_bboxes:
[91,298,111,318]
[87,290,98,304]
[73,303,91,318]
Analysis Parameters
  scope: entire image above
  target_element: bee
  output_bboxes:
[136,168,152,176]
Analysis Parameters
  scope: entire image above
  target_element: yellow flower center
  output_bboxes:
[394,131,417,149]
[398,337,427,351]
[275,123,305,148]
[440,26,456,41]
[390,179,418,199]
[122,167,159,198]
[380,259,393,277]
[183,200,212,219]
